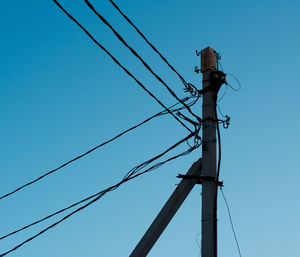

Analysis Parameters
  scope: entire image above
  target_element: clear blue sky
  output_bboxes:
[1,0,300,256]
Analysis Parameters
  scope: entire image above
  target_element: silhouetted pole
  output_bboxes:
[201,47,218,257]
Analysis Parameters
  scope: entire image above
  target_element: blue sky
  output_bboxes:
[1,0,300,256]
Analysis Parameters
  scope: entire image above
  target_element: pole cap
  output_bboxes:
[201,47,217,73]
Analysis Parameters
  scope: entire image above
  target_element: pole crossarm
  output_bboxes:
[130,158,202,257]
[176,174,223,187]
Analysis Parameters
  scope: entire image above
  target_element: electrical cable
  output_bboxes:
[0,134,199,256]
[0,1,205,253]
[213,91,222,257]
[109,0,197,96]
[217,84,228,103]
[121,130,198,181]
[226,73,241,92]
[0,95,197,201]
[84,0,201,123]
[196,233,201,257]
[220,187,242,257]
[0,1,207,255]
[215,96,222,257]
[216,104,222,182]
[217,104,226,119]
[53,0,193,134]
[0,131,199,241]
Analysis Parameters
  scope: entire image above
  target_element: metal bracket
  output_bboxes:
[177,174,223,187]
[203,123,217,129]
[202,117,217,122]
[194,66,201,74]
[202,138,216,143]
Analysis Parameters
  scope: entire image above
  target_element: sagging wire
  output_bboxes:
[217,104,226,119]
[0,133,200,257]
[196,233,201,257]
[216,53,241,93]
[217,84,228,103]
[226,73,241,92]
[217,55,241,92]
[220,187,242,257]
[0,95,199,202]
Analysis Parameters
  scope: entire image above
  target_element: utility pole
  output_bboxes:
[200,47,223,257]
[130,47,225,257]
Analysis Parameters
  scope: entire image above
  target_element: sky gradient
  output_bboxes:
[1,0,300,256]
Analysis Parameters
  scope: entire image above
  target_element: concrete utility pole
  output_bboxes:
[200,47,219,257]
[130,46,225,257]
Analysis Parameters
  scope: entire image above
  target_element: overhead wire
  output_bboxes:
[0,96,197,201]
[215,102,222,187]
[217,104,226,119]
[213,81,223,257]
[0,130,200,240]
[220,187,242,257]
[109,0,198,96]
[0,1,206,254]
[84,0,201,123]
[217,84,228,103]
[0,0,203,201]
[212,66,241,257]
[216,57,241,92]
[216,56,241,92]
[0,133,200,256]
[53,0,193,134]
[226,73,241,92]
[0,109,199,240]
[214,67,242,256]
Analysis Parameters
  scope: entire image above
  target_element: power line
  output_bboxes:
[220,187,242,257]
[0,134,199,256]
[214,96,222,257]
[217,104,226,119]
[226,73,241,92]
[0,96,197,201]
[215,101,222,183]
[84,0,201,123]
[109,0,198,96]
[53,0,193,133]
[0,131,199,240]
[217,84,228,103]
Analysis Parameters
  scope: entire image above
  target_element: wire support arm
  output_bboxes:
[177,174,223,187]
